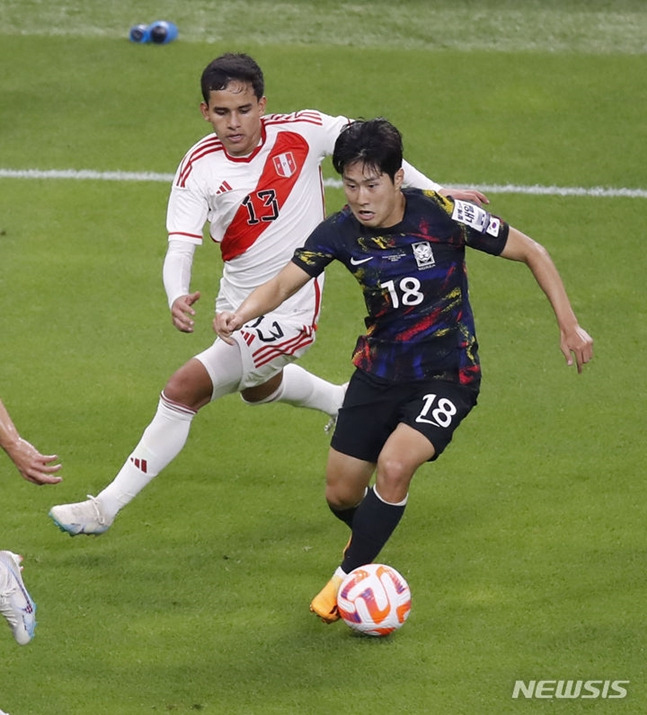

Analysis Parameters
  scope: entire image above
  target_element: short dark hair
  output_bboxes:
[200,53,265,103]
[332,119,403,180]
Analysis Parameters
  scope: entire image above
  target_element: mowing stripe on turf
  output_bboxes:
[0,168,645,199]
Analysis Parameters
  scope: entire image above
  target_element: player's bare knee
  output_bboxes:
[376,456,414,498]
[164,372,189,401]
[163,363,213,410]
[325,483,362,511]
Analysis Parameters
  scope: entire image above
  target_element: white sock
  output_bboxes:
[97,393,196,519]
[273,364,346,416]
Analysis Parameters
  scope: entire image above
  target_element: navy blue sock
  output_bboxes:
[329,502,358,528]
[341,487,406,573]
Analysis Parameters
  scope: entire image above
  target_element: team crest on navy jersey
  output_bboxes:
[412,241,435,269]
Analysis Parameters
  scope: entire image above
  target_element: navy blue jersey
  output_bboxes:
[292,189,509,388]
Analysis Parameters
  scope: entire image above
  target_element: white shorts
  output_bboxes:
[195,313,317,397]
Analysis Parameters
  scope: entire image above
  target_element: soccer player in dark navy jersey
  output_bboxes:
[215,118,594,624]
[294,187,504,388]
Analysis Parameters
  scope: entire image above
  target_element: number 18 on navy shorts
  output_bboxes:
[331,369,478,463]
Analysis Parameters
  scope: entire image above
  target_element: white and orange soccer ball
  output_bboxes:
[336,563,411,636]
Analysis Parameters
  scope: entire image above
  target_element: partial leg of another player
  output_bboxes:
[0,551,37,645]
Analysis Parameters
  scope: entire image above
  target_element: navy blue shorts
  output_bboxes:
[331,369,478,463]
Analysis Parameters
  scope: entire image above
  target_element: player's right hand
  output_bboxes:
[171,291,201,333]
[213,311,243,345]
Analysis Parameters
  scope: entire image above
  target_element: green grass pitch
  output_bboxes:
[0,2,645,713]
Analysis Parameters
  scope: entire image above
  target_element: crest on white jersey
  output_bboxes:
[273,152,297,178]
[451,199,489,232]
[412,241,436,269]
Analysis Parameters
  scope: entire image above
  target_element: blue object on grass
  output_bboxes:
[129,24,151,43]
[149,21,179,44]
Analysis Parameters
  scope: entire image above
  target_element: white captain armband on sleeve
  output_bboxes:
[163,239,196,309]
[451,199,489,232]
[451,200,504,238]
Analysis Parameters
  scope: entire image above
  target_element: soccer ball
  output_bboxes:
[337,563,411,636]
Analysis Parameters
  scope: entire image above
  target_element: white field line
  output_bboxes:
[0,168,645,199]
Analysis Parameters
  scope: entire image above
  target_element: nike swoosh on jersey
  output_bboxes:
[350,256,373,265]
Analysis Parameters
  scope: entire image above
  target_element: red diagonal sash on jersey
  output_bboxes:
[220,132,308,261]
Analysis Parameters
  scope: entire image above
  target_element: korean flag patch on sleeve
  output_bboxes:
[485,216,502,237]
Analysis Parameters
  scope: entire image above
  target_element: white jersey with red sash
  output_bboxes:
[167,110,351,325]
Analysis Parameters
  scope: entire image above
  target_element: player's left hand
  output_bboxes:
[560,325,594,373]
[441,188,490,207]
[213,311,244,345]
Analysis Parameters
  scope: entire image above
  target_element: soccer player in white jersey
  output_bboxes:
[49,53,487,536]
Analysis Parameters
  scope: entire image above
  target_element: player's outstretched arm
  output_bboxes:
[0,399,62,485]
[214,262,312,345]
[500,227,594,373]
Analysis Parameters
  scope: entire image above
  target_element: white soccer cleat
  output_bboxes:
[0,551,37,645]
[49,495,114,536]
